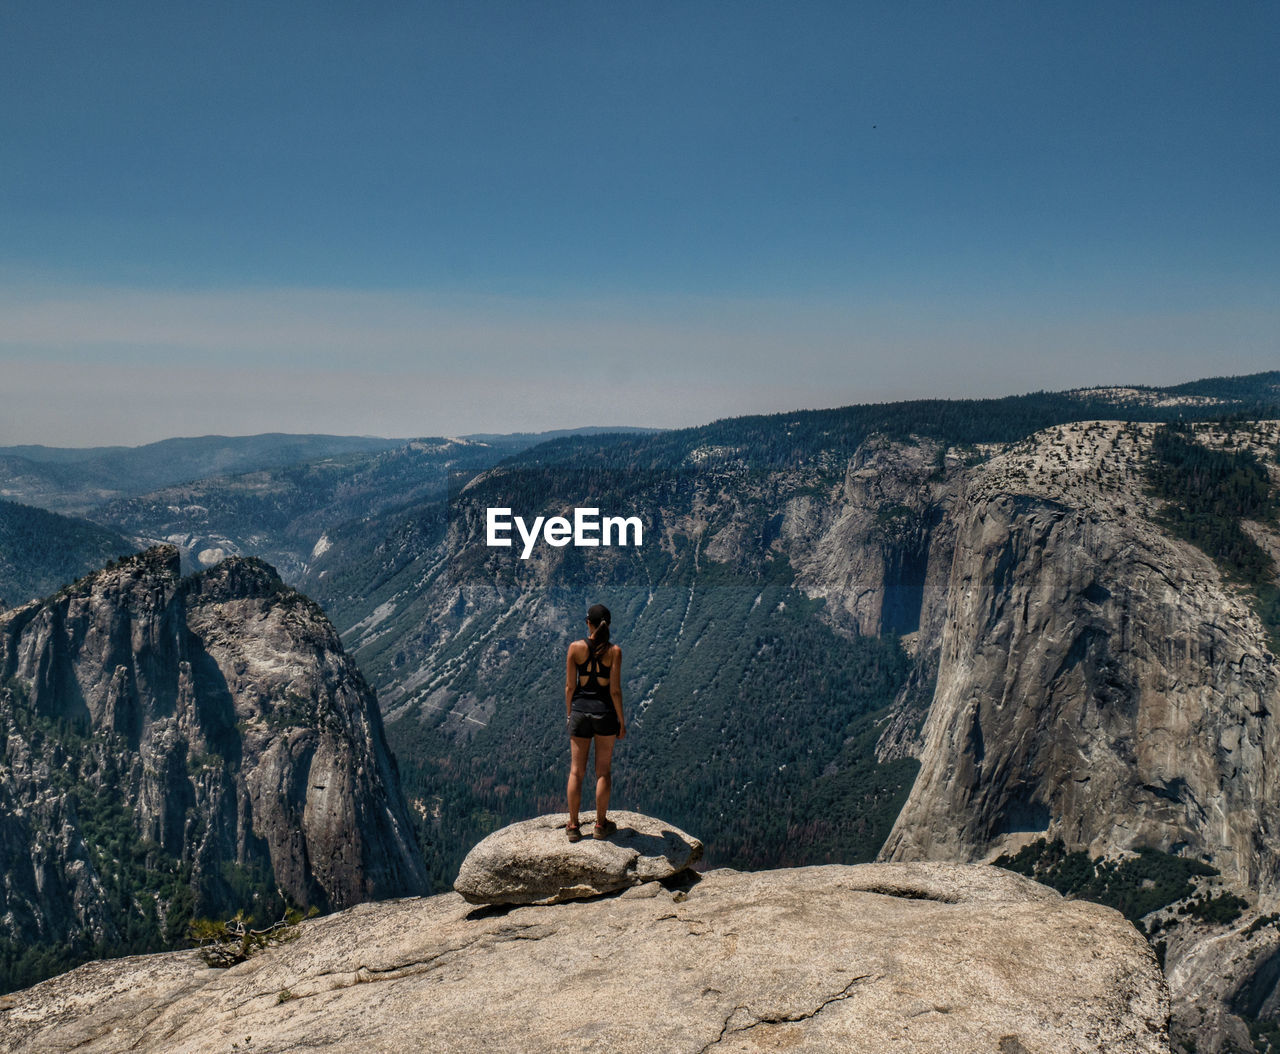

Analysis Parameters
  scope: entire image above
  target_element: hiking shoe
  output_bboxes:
[593,818,617,840]
[566,822,583,843]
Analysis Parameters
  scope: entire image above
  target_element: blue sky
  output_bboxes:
[1,2,1276,444]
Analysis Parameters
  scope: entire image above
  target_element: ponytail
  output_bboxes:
[585,602,612,661]
[588,619,611,660]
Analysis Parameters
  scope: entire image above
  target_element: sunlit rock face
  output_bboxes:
[0,545,428,955]
[882,422,1280,898]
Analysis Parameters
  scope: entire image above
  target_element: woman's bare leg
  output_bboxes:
[593,735,617,822]
[567,737,591,826]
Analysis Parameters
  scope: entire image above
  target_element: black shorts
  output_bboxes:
[568,709,620,738]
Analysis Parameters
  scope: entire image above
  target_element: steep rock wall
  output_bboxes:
[783,435,961,641]
[881,422,1280,897]
[0,546,427,953]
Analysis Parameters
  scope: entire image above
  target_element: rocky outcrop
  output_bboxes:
[875,421,1280,1054]
[0,862,1169,1054]
[0,546,428,960]
[1163,915,1280,1052]
[882,422,1280,898]
[454,811,702,904]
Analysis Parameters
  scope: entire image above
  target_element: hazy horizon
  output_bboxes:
[3,4,1276,445]
[3,367,1276,453]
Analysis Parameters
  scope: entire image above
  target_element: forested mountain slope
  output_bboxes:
[0,498,136,607]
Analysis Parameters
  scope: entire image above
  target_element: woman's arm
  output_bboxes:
[610,645,626,739]
[565,644,578,718]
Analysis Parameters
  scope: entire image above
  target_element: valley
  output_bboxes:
[2,372,1279,1050]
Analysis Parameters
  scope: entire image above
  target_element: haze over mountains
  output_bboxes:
[2,371,1279,1050]
[0,435,406,515]
[0,427,658,603]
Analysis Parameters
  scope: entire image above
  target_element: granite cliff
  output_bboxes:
[881,421,1280,889]
[6,398,1278,1047]
[0,546,428,989]
[877,419,1280,1051]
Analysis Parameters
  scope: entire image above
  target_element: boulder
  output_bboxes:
[453,810,702,904]
[0,862,1170,1054]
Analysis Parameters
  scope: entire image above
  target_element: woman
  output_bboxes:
[565,602,626,842]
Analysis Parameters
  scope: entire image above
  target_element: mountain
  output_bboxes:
[0,434,406,514]
[41,431,663,583]
[294,373,1280,886]
[288,374,1278,1051]
[0,427,665,521]
[89,438,510,581]
[882,419,1280,884]
[4,371,1280,1045]
[0,498,136,607]
[0,547,427,995]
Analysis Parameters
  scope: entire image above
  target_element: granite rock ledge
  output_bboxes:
[0,861,1169,1054]
[453,810,703,904]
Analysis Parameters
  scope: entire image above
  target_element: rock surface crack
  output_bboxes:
[696,975,873,1052]
[277,925,557,1001]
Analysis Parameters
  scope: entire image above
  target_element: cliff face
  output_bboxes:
[881,422,1280,898]
[782,434,961,642]
[868,421,1280,1052]
[0,546,428,958]
[778,435,966,763]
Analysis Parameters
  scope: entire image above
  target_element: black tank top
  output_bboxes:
[571,640,613,715]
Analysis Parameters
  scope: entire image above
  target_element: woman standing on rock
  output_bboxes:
[565,603,625,842]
